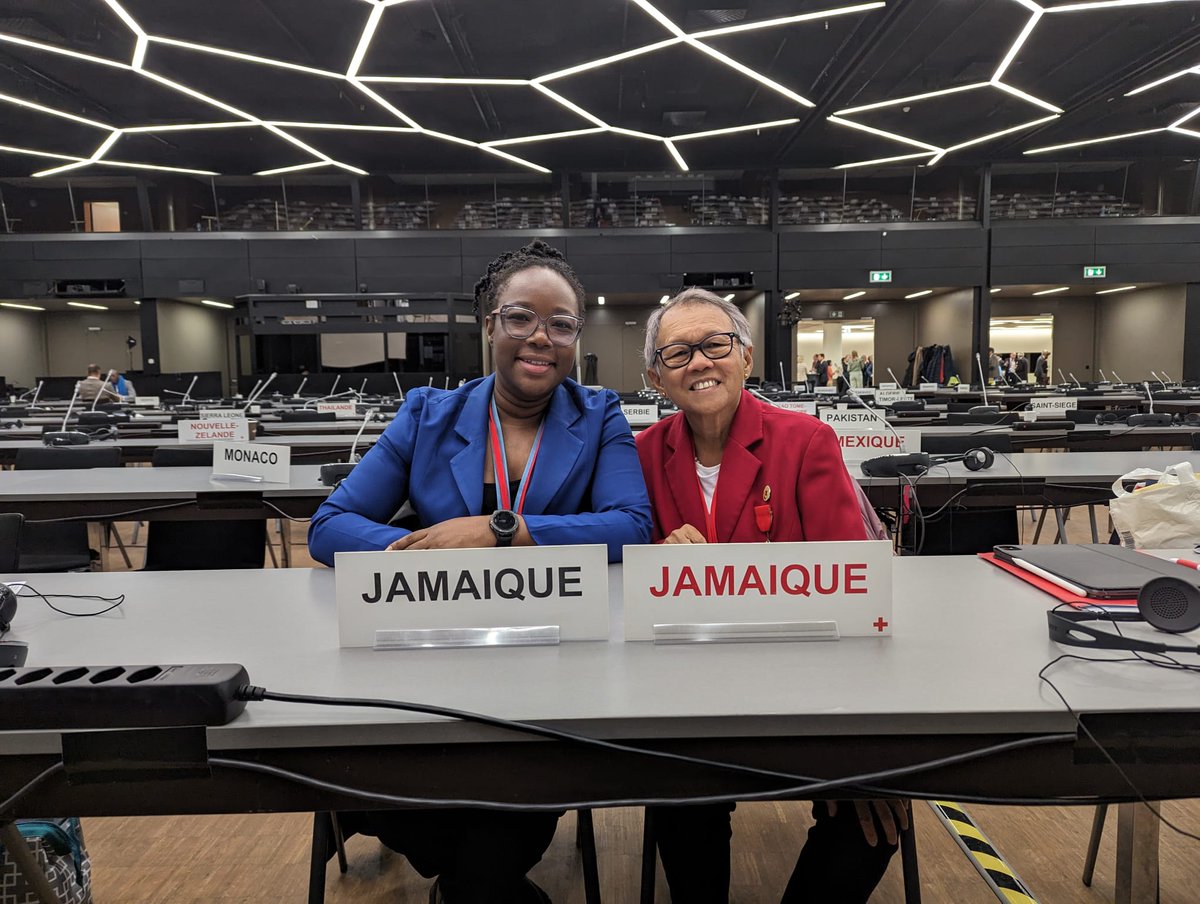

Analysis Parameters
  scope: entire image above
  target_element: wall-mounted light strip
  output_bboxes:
[267,121,419,133]
[0,91,113,130]
[834,151,937,170]
[347,80,423,130]
[1096,285,1138,294]
[785,292,801,300]
[536,39,682,83]
[530,83,612,129]
[148,36,343,78]
[1126,65,1200,96]
[1047,0,1198,11]
[689,2,885,39]
[0,32,129,69]
[484,127,607,147]
[671,118,800,141]
[990,287,1002,293]
[201,299,235,309]
[992,8,1042,83]
[1032,286,1069,295]
[990,79,1063,114]
[663,139,688,171]
[0,302,45,311]
[836,82,989,117]
[255,161,329,176]
[346,2,384,79]
[843,291,866,300]
[827,116,941,152]
[67,301,109,310]
[122,121,254,133]
[359,76,531,85]
[904,290,933,299]
[0,143,86,162]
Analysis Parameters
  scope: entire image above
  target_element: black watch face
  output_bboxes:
[492,510,518,532]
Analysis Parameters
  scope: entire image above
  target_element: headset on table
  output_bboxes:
[860,447,995,478]
[1047,576,1200,654]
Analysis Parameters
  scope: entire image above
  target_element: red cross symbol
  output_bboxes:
[873,617,889,633]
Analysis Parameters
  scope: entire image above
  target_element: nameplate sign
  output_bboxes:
[335,545,610,647]
[956,384,972,393]
[620,404,660,427]
[879,382,898,391]
[854,387,875,397]
[774,400,817,416]
[815,386,838,396]
[179,418,249,444]
[919,382,938,392]
[211,441,290,482]
[133,395,160,407]
[876,388,914,405]
[836,428,920,462]
[318,401,359,419]
[199,408,246,419]
[1029,396,1078,412]
[623,541,893,641]
[820,407,883,430]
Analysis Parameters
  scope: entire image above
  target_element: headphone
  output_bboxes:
[861,447,994,478]
[0,584,16,634]
[1047,577,1200,653]
[1095,411,1123,425]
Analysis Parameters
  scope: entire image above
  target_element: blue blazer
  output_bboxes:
[308,375,652,564]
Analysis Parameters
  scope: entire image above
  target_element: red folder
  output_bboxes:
[978,552,1138,608]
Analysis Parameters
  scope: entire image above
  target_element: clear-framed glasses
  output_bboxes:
[655,332,739,369]
[490,304,583,347]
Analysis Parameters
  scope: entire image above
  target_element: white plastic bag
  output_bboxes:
[1109,462,1200,548]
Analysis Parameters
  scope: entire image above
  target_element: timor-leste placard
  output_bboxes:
[335,544,610,647]
[622,540,893,641]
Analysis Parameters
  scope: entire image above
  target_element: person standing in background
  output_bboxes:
[1034,351,1050,386]
[987,347,1000,383]
[846,350,863,389]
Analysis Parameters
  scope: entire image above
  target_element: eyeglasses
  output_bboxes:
[655,332,739,369]
[489,304,583,347]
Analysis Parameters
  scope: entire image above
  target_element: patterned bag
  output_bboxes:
[0,818,92,904]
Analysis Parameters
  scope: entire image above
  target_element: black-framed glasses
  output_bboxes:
[489,304,583,347]
[655,332,739,369]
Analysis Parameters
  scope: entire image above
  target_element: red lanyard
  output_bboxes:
[487,396,545,514]
[693,464,719,544]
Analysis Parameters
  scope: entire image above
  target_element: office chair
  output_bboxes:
[13,446,124,571]
[281,410,339,422]
[908,437,1018,554]
[143,447,269,570]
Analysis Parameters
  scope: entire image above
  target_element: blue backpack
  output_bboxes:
[0,817,92,904]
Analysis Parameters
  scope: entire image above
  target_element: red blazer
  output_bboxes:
[635,391,866,544]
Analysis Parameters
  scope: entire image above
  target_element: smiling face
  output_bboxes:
[485,266,580,405]
[648,302,752,421]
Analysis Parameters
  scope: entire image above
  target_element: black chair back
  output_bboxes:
[13,446,123,572]
[144,447,267,571]
[0,513,22,572]
[922,435,1013,455]
[281,410,337,422]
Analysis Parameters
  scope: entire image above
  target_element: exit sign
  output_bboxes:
[1083,266,1107,279]
[869,270,892,283]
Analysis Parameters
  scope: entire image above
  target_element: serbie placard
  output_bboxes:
[836,428,920,462]
[1028,396,1078,411]
[620,404,660,427]
[211,441,290,482]
[622,540,893,641]
[179,418,249,444]
[318,401,359,419]
[335,545,610,647]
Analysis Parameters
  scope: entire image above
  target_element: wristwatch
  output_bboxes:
[489,509,519,547]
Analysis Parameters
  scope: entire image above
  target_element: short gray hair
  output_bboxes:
[644,288,753,372]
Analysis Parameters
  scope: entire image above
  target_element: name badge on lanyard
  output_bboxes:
[488,395,546,514]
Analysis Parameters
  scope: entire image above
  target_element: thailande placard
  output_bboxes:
[623,540,893,640]
[335,545,610,647]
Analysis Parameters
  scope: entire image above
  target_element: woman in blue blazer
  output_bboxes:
[308,240,651,904]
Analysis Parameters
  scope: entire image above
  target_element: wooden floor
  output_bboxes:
[75,503,1200,903]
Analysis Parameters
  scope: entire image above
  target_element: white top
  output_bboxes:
[695,460,720,507]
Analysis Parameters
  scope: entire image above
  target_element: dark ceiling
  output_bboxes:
[2,0,1200,178]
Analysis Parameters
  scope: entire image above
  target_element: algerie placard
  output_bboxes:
[211,440,290,482]
[335,545,610,647]
[1028,396,1079,411]
[875,388,914,405]
[179,418,249,444]
[623,540,893,640]
[318,401,359,419]
[620,404,659,427]
[836,428,920,462]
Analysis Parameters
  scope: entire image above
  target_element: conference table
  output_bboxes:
[0,557,1195,904]
[0,435,379,466]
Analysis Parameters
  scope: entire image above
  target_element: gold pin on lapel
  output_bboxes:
[762,485,772,502]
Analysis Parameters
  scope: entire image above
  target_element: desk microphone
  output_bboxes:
[1150,371,1168,390]
[1161,371,1174,387]
[973,353,998,413]
[1098,369,1109,383]
[302,390,358,409]
[887,367,902,386]
[43,382,91,446]
[91,372,122,411]
[392,372,404,401]
[1111,369,1124,385]
[242,372,277,411]
[358,378,368,398]
[1058,368,1070,387]
[778,361,788,392]
[19,380,43,403]
[293,376,308,399]
[320,407,380,486]
[1068,372,1083,389]
[329,374,342,397]
[427,377,434,388]
[1127,381,1174,426]
[846,388,906,447]
[164,375,200,406]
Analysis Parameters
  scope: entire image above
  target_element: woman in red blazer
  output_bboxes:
[635,288,904,903]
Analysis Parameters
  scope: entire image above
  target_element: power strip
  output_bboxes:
[0,663,249,730]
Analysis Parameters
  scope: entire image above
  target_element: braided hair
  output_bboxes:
[472,239,585,321]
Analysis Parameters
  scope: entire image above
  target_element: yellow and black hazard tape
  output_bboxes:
[928,801,1039,904]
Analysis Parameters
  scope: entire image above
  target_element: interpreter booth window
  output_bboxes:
[320,333,387,373]
[990,163,1169,219]
[569,171,768,228]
